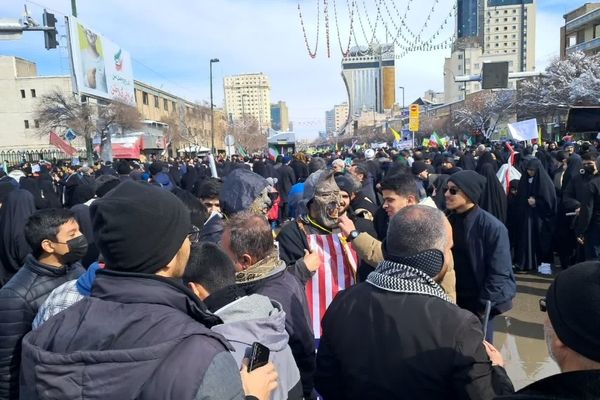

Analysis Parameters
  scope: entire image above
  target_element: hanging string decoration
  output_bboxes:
[297,0,456,59]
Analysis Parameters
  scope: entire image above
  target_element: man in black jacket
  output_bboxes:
[574,154,600,260]
[315,205,514,399]
[19,181,276,400]
[498,261,600,399]
[0,208,86,399]
[221,212,316,399]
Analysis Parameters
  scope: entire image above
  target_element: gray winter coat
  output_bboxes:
[212,294,303,400]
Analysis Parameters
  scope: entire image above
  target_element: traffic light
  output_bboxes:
[42,9,57,50]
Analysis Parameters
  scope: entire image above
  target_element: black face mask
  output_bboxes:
[583,166,596,175]
[56,235,88,264]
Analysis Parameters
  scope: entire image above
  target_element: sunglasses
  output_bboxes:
[188,225,201,244]
[443,186,460,196]
[539,297,547,312]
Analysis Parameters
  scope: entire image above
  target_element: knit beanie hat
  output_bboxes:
[94,175,120,198]
[148,161,165,176]
[411,161,428,175]
[335,174,359,195]
[447,170,486,204]
[546,261,600,363]
[90,181,191,274]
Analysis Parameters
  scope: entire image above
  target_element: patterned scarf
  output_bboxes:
[235,249,284,284]
[366,259,453,304]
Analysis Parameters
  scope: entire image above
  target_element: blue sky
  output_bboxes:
[0,0,589,139]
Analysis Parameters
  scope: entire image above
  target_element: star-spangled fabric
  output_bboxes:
[305,233,357,339]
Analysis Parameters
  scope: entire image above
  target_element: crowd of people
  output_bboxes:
[0,137,599,399]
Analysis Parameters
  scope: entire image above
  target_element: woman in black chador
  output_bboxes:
[514,158,557,272]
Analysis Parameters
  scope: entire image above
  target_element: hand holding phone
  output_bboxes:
[247,342,270,372]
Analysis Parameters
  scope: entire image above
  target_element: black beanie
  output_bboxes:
[90,181,190,274]
[94,175,120,198]
[447,170,486,204]
[335,175,357,195]
[547,261,600,363]
[411,161,428,176]
[148,161,165,176]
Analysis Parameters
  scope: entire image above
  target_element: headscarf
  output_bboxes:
[517,158,557,218]
[458,151,476,171]
[0,189,36,283]
[561,153,583,193]
[479,164,507,223]
[432,174,450,210]
[476,151,499,174]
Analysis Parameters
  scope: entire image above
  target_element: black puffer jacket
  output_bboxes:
[0,255,84,399]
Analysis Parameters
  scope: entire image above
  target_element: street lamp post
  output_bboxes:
[398,86,405,112]
[209,58,219,155]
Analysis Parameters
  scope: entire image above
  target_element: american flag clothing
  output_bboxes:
[305,233,358,338]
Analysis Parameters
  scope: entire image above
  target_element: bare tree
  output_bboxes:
[452,90,516,139]
[518,51,600,124]
[229,115,267,154]
[97,101,141,161]
[35,91,96,164]
[35,90,141,163]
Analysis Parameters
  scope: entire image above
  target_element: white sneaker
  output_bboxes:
[538,263,552,275]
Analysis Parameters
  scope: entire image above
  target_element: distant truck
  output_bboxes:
[566,106,600,140]
[110,120,168,160]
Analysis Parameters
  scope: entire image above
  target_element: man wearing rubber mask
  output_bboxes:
[277,171,359,341]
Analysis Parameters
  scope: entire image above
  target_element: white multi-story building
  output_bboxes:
[0,56,74,151]
[325,102,350,136]
[223,73,271,129]
[444,0,537,103]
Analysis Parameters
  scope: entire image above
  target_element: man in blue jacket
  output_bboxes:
[445,170,516,343]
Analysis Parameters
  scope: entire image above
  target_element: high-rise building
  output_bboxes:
[444,0,536,103]
[561,3,600,59]
[341,44,395,117]
[223,73,271,128]
[325,102,350,136]
[270,100,289,132]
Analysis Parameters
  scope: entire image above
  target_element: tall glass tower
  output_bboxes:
[457,0,479,38]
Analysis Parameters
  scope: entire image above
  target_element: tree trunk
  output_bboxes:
[85,136,94,166]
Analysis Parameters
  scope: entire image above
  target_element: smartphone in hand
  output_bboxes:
[247,342,270,372]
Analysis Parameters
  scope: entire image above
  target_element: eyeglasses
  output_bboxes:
[443,186,460,196]
[539,297,547,312]
[188,225,200,244]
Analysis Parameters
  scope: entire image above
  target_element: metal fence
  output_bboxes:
[0,149,88,166]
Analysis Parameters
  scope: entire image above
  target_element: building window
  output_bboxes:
[34,119,40,128]
[474,63,480,69]
[24,120,29,129]
[504,27,508,31]
[513,17,517,21]
[142,92,149,105]
[458,54,463,60]
[495,27,499,31]
[595,24,600,38]
[172,101,177,112]
[163,99,169,111]
[31,89,36,98]
[154,95,159,108]
[20,89,26,98]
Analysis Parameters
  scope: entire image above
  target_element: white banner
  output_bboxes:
[508,118,538,141]
[67,16,135,105]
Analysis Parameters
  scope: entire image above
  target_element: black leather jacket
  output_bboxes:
[0,254,83,399]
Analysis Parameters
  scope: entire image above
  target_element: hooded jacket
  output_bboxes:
[19,270,245,400]
[210,292,303,400]
[0,254,84,399]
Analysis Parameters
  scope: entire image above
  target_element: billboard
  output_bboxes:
[67,16,135,106]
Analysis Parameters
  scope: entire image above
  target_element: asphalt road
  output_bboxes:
[493,272,560,390]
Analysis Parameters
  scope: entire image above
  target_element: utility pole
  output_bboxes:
[209,58,220,155]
